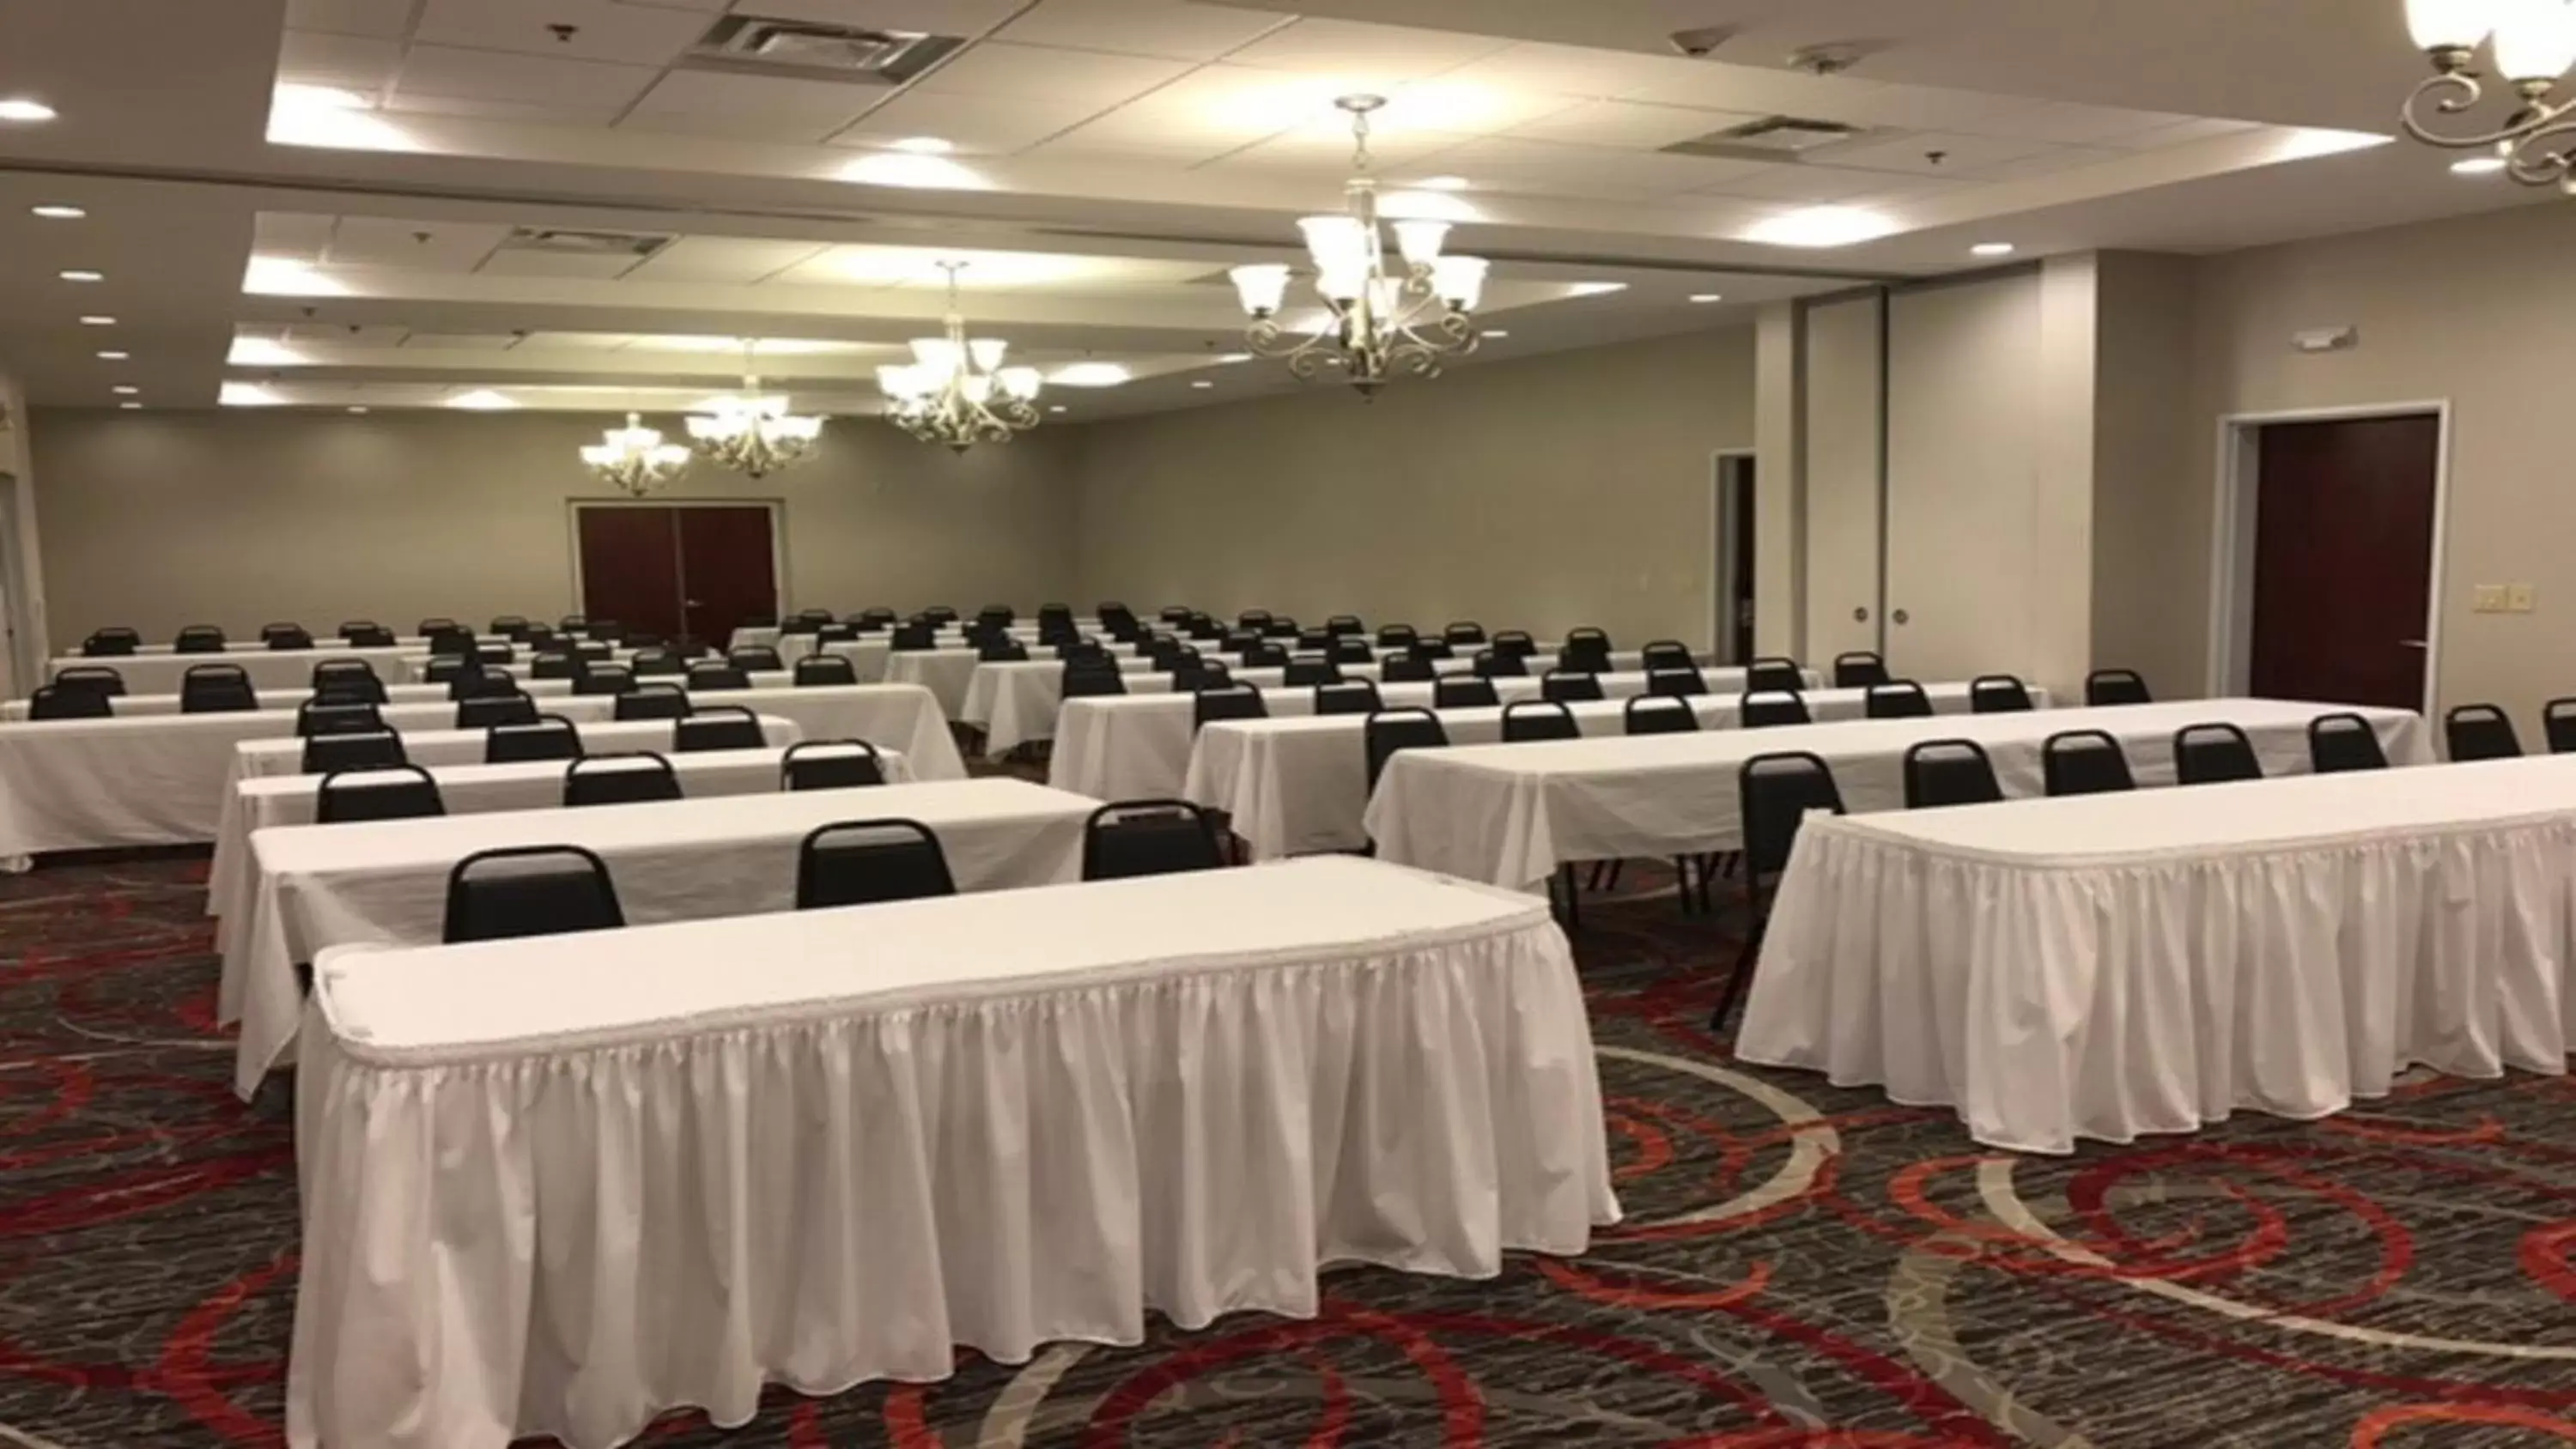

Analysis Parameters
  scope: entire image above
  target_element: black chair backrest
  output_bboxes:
[312,658,379,687]
[890,622,936,650]
[1741,752,1846,881]
[301,729,406,775]
[1746,657,1805,694]
[814,623,858,646]
[674,706,766,753]
[2445,703,2522,761]
[2086,669,2153,706]
[443,845,624,943]
[1444,621,1485,645]
[1473,648,1528,679]
[979,636,1030,663]
[1625,695,1700,736]
[297,700,385,737]
[180,664,258,713]
[1864,681,1934,718]
[1646,666,1707,698]
[558,614,589,633]
[2043,730,2136,796]
[531,651,585,681]
[423,628,476,658]
[563,750,683,807]
[1315,680,1382,716]
[485,714,584,764]
[1556,628,1612,671]
[263,623,314,651]
[1193,683,1267,731]
[456,693,539,731]
[1902,739,2002,809]
[1282,660,1340,688]
[173,625,227,653]
[1376,623,1419,647]
[341,622,396,647]
[50,665,125,698]
[2308,712,2390,773]
[1639,640,1693,670]
[449,668,520,702]
[1239,641,1288,668]
[2175,722,2263,785]
[1501,700,1580,743]
[781,739,889,791]
[1739,689,1810,728]
[1434,676,1500,710]
[1326,615,1364,636]
[1832,652,1889,688]
[2547,698,2576,755]
[422,656,477,685]
[797,819,956,908]
[687,664,752,692]
[417,616,460,637]
[316,765,444,824]
[1381,656,1435,682]
[614,682,691,721]
[1490,629,1536,660]
[629,646,684,677]
[794,655,858,687]
[1329,637,1375,664]
[728,646,784,672]
[1062,661,1127,698]
[1082,800,1226,881]
[1364,708,1449,792]
[1541,670,1603,703]
[82,627,140,657]
[491,615,532,638]
[30,684,112,719]
[1971,675,2036,713]
[313,679,386,707]
[1407,639,1455,662]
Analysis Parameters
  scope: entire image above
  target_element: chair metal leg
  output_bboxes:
[1553,863,1581,931]
[1671,856,1698,914]
[1710,885,1767,1032]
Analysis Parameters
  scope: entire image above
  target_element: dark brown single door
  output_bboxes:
[676,506,779,650]
[2248,415,2439,710]
[576,506,686,641]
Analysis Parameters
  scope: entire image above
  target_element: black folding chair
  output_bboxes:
[2445,703,2522,761]
[1193,683,1267,731]
[1739,690,1810,728]
[301,730,407,775]
[340,621,395,647]
[262,622,313,651]
[315,765,444,824]
[613,683,691,721]
[1902,739,2003,808]
[1063,661,1127,698]
[1715,753,1846,1029]
[781,739,889,791]
[2086,669,2153,706]
[1315,680,1382,716]
[1970,675,2036,713]
[179,664,258,713]
[728,646,784,672]
[1473,648,1528,679]
[562,751,683,807]
[1639,640,1693,671]
[52,665,125,698]
[82,627,141,657]
[1081,800,1226,881]
[1283,660,1340,688]
[1364,709,1449,794]
[673,706,765,752]
[1864,681,1934,718]
[1625,695,1700,735]
[1381,657,1436,683]
[2547,699,2576,755]
[173,625,227,653]
[1502,700,1579,743]
[1541,670,1603,703]
[1645,666,1707,698]
[687,664,752,692]
[2175,722,2263,785]
[1434,677,1500,710]
[1746,657,1805,694]
[2043,730,2136,796]
[794,655,860,687]
[442,846,624,943]
[297,700,384,737]
[796,819,956,908]
[28,684,111,719]
[484,714,584,764]
[2309,712,2390,773]
[1444,621,1485,646]
[456,693,538,731]
[1832,652,1889,688]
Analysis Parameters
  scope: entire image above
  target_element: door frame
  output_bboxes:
[2205,400,2451,713]
[565,498,790,627]
[1708,448,1758,662]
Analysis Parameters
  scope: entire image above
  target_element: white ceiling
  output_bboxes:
[0,0,2550,420]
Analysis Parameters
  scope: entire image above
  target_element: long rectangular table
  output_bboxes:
[286,855,1617,1449]
[1365,699,2431,889]
[1192,681,2019,859]
[225,776,1099,1096]
[1739,756,2576,1154]
[3,673,808,718]
[46,646,427,694]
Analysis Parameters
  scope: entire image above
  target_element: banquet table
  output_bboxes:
[1738,755,2576,1155]
[225,714,800,787]
[46,646,425,695]
[355,682,962,780]
[225,776,1098,1096]
[1365,698,2431,890]
[286,854,1617,1449]
[206,743,914,937]
[1193,681,2017,860]
[3,678,586,718]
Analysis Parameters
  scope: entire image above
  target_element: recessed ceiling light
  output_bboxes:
[1214,352,1253,364]
[890,136,954,154]
[95,350,128,361]
[0,99,57,124]
[1484,330,1510,338]
[119,402,142,410]
[79,315,114,325]
[220,382,284,407]
[1047,405,1068,414]
[447,389,517,410]
[1688,293,1724,304]
[2451,155,2509,175]
[30,204,84,220]
[346,405,369,415]
[58,270,103,283]
[1049,362,1131,388]
[1416,175,1471,191]
[836,153,987,190]
[1190,380,1214,389]
[1971,242,2017,257]
[1743,206,1899,249]
[1567,282,1628,297]
[111,385,138,396]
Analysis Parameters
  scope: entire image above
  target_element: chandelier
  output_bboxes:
[876,261,1045,452]
[1226,94,1491,396]
[580,411,690,497]
[686,343,825,479]
[2399,0,2576,188]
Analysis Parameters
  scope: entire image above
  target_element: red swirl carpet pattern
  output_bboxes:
[1,852,2573,1447]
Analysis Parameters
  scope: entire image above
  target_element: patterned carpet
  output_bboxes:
[1,852,2573,1448]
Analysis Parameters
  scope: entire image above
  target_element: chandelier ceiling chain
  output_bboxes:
[2398,0,2576,189]
[579,410,691,497]
[1225,94,1491,396]
[875,261,1045,452]
[686,340,825,479]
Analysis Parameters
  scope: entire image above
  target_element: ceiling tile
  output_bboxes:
[1809,130,2063,177]
[1218,17,1510,82]
[399,333,528,350]
[1505,100,1761,150]
[1966,101,2201,147]
[278,31,405,92]
[394,45,662,107]
[1968,145,2121,183]
[914,41,1194,104]
[413,0,711,65]
[253,212,337,261]
[375,93,633,125]
[1623,63,1880,118]
[1222,124,1472,173]
[1420,136,1753,202]
[1435,42,1698,101]
[283,0,415,39]
[2123,116,2266,150]
[618,70,875,142]
[830,90,1106,153]
[993,1,1291,62]
[621,236,833,283]
[325,217,513,270]
[1822,82,2036,133]
[519,331,647,349]
[1697,163,1885,204]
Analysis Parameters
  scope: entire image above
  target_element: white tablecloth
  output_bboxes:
[224,777,1098,1096]
[3,679,582,718]
[287,855,1616,1449]
[1366,699,2432,889]
[1194,682,2014,860]
[206,744,914,936]
[46,646,425,695]
[225,715,799,786]
[1740,756,2576,1154]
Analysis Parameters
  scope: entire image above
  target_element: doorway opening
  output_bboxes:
[2208,404,2448,713]
[1711,452,1758,664]
[569,500,784,652]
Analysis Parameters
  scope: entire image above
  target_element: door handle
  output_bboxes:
[685,599,704,609]
[2398,639,2428,649]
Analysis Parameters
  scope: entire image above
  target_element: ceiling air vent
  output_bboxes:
[498,227,673,259]
[1664,115,1880,162]
[689,15,964,85]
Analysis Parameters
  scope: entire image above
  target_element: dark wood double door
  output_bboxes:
[574,504,778,650]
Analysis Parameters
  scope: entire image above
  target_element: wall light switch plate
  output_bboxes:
[2474,584,2507,613]
[2510,583,2537,613]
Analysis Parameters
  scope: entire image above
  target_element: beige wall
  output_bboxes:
[1069,325,1758,646]
[1801,291,1885,665]
[28,406,1078,652]
[2087,252,2202,694]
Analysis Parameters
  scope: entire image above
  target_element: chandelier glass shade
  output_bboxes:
[2399,0,2576,189]
[580,411,692,497]
[876,262,1045,452]
[686,346,825,479]
[1226,94,1489,395]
